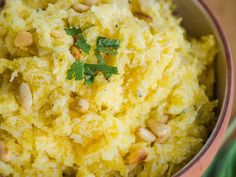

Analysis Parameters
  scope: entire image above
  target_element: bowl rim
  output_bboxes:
[0,0,233,176]
[173,0,234,176]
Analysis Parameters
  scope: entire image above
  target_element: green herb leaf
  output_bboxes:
[66,62,118,83]
[94,50,105,64]
[76,34,91,54]
[66,34,120,84]
[93,49,118,79]
[97,36,120,50]
[84,73,95,85]
[66,61,84,80]
[84,64,118,75]
[84,63,118,79]
[96,36,120,56]
[65,27,82,36]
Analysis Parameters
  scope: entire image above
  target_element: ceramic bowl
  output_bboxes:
[172,0,234,176]
[0,0,234,177]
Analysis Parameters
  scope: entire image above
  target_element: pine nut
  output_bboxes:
[14,31,33,48]
[77,98,89,112]
[84,0,98,6]
[73,3,91,13]
[19,82,32,110]
[136,127,156,142]
[160,114,169,124]
[0,142,10,162]
[133,12,153,22]
[147,119,171,140]
[71,46,81,60]
[128,149,148,165]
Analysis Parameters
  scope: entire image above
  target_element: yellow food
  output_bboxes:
[84,0,99,6]
[0,0,217,177]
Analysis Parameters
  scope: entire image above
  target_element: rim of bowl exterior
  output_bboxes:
[173,0,234,176]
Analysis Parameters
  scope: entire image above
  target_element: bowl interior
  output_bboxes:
[173,0,229,176]
[174,0,227,112]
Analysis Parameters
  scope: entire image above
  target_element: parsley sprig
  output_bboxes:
[66,61,118,84]
[75,34,91,54]
[97,36,120,50]
[94,50,105,64]
[96,36,120,55]
[65,26,120,85]
[65,27,82,36]
[66,61,84,80]
[94,37,120,79]
[65,26,91,54]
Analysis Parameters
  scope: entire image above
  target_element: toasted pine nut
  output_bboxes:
[84,0,98,6]
[14,31,33,48]
[128,149,148,165]
[71,46,81,60]
[147,119,171,140]
[0,142,10,162]
[73,3,91,13]
[77,98,89,112]
[136,128,156,142]
[160,114,169,124]
[51,30,63,39]
[133,12,153,22]
[19,82,32,110]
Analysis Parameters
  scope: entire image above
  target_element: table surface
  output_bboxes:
[204,0,236,116]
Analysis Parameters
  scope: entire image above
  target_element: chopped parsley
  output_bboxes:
[65,26,120,84]
[94,36,120,79]
[65,26,91,54]
[84,73,95,85]
[96,36,120,55]
[75,34,91,54]
[65,25,94,36]
[66,61,84,80]
[84,63,118,76]
[66,61,118,84]
[94,50,105,64]
[96,36,120,50]
[65,27,82,36]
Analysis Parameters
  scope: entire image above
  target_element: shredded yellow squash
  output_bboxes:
[0,0,217,176]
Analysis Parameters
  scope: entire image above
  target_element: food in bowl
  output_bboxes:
[0,0,218,176]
